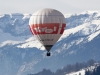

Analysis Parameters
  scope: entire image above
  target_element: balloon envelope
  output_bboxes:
[29,8,66,51]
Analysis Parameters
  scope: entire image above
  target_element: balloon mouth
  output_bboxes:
[44,45,53,52]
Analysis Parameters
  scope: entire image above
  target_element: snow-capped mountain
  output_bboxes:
[66,63,100,75]
[0,11,100,75]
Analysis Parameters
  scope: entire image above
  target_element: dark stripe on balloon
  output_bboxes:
[45,45,53,47]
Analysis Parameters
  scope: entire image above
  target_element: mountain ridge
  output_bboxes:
[0,11,100,75]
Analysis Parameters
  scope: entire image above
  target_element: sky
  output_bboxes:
[0,0,100,15]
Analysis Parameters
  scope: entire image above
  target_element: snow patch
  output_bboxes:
[0,40,22,47]
[22,14,30,19]
[69,50,75,55]
[76,38,84,45]
[88,30,100,41]
[17,37,45,50]
[66,69,85,75]
[81,11,98,15]
[64,14,72,18]
[92,20,100,25]
[59,23,89,41]
[0,14,5,18]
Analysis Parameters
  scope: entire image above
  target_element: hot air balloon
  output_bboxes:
[29,8,66,56]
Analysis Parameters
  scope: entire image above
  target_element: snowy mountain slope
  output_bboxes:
[17,19,100,49]
[0,11,100,75]
[65,63,100,75]
[66,69,85,75]
[0,13,31,36]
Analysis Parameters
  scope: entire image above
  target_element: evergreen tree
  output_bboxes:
[30,59,98,75]
[95,66,100,75]
[87,59,96,67]
[79,72,81,75]
[85,70,90,75]
[85,65,100,75]
[92,69,96,75]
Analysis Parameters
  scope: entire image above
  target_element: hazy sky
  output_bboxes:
[0,0,100,14]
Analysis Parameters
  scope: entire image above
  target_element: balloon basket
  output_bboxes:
[47,52,51,56]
